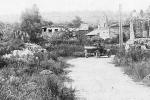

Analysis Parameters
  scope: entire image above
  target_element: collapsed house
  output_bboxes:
[41,25,67,39]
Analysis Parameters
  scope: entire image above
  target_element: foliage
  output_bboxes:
[68,16,82,28]
[88,25,94,32]
[21,4,42,42]
[72,52,85,57]
[76,31,88,45]
[140,9,144,17]
[109,44,119,55]
[114,47,150,81]
[42,29,85,57]
[42,20,53,26]
[48,44,84,57]
[0,41,76,100]
[0,22,14,41]
[104,38,111,44]
[0,39,25,57]
[59,87,76,100]
[110,33,129,44]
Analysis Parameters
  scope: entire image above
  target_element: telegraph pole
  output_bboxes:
[119,4,123,51]
[148,19,150,37]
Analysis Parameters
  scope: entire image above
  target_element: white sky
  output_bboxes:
[0,0,150,15]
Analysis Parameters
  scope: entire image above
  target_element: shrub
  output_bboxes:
[0,58,76,100]
[0,57,7,68]
[122,61,150,80]
[47,44,84,57]
[0,42,76,100]
[0,47,11,56]
[114,47,150,66]
[72,52,85,57]
[48,52,59,61]
[133,61,150,79]
[114,47,150,81]
[60,87,76,100]
[110,45,119,55]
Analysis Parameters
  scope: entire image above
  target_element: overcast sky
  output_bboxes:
[0,0,150,15]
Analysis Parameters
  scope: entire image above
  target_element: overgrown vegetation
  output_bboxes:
[20,4,42,43]
[0,4,78,100]
[42,29,85,57]
[114,47,150,83]
[0,40,76,100]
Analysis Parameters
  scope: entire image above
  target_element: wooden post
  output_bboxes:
[148,19,150,37]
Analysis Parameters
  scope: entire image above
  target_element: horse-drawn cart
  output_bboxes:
[84,46,97,57]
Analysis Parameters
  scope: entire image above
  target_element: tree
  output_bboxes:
[110,33,129,44]
[13,23,21,31]
[140,9,144,17]
[21,4,42,42]
[0,23,14,41]
[88,26,94,32]
[104,38,111,44]
[42,20,53,26]
[68,16,82,28]
[76,31,87,45]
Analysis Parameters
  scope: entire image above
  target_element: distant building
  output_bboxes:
[42,25,66,34]
[69,23,90,39]
[86,28,110,39]
[41,25,67,39]
[86,16,110,39]
[109,23,130,38]
[77,23,89,31]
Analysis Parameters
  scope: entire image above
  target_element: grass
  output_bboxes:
[46,42,84,57]
[0,42,76,100]
[114,47,150,83]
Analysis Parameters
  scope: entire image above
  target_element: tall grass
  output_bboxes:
[0,43,76,100]
[114,47,150,81]
[45,40,84,57]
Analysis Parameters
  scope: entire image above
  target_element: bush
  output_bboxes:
[114,47,150,66]
[72,52,85,57]
[133,61,150,79]
[114,47,150,81]
[60,87,76,100]
[47,44,84,57]
[0,57,7,68]
[110,45,119,55]
[48,52,59,61]
[0,42,76,100]
[0,39,25,57]
[0,58,76,100]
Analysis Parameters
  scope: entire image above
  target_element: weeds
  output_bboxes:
[114,47,150,81]
[0,42,76,100]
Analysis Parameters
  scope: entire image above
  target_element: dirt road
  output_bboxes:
[67,56,150,100]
